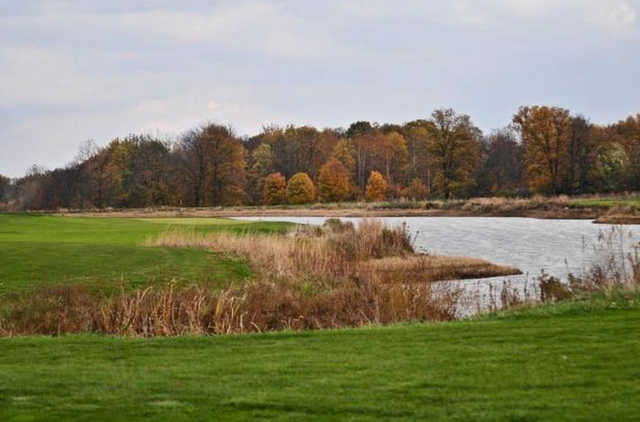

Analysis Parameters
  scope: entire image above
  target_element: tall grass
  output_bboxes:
[147,219,415,288]
[0,279,462,337]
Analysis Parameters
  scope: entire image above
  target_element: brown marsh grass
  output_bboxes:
[0,278,462,337]
[147,218,517,287]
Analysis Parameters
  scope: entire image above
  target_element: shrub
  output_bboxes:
[287,172,315,204]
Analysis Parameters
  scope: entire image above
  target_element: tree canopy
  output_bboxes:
[4,106,640,210]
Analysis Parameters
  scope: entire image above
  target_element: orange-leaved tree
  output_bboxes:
[287,172,315,204]
[317,159,352,202]
[513,105,571,194]
[263,172,287,205]
[365,171,387,201]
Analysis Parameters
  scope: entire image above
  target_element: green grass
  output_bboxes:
[570,197,640,209]
[0,214,292,293]
[0,295,639,421]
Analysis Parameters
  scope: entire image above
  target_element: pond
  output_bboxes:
[234,216,640,305]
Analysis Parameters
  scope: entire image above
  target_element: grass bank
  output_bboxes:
[1,292,639,421]
[53,194,640,223]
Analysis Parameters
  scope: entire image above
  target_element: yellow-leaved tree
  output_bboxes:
[365,171,387,201]
[287,172,315,204]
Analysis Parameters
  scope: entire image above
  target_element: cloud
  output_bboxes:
[1,1,639,178]
[334,0,638,33]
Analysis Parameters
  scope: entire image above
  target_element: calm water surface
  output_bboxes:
[234,216,640,280]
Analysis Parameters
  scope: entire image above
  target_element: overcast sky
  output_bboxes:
[1,0,639,177]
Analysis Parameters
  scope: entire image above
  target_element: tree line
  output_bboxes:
[1,106,639,210]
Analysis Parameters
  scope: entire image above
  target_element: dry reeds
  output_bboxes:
[147,219,415,287]
[362,255,521,284]
[0,280,461,336]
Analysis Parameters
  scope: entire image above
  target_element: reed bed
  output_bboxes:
[0,278,462,337]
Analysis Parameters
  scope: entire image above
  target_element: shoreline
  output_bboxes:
[5,195,639,224]
[52,207,630,223]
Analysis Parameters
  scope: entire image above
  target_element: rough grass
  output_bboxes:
[1,293,639,421]
[0,215,292,293]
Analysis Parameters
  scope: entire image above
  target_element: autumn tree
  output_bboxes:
[513,106,573,194]
[353,132,375,192]
[365,171,387,201]
[597,141,628,192]
[408,178,428,200]
[317,159,352,202]
[121,136,172,207]
[403,119,435,191]
[428,109,481,198]
[346,121,373,138]
[263,172,287,205]
[177,124,246,206]
[331,139,356,173]
[287,172,315,204]
[609,114,640,190]
[176,129,209,206]
[377,131,408,184]
[203,125,246,205]
[258,126,338,180]
[247,143,274,204]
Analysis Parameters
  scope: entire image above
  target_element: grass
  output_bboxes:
[0,214,292,293]
[0,293,639,421]
[1,213,639,420]
[571,197,640,209]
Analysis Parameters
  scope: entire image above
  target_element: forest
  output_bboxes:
[1,105,639,210]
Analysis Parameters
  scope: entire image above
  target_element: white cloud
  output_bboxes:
[1,1,639,177]
[335,0,638,33]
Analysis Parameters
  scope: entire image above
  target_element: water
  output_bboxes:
[234,216,640,310]
[234,216,640,279]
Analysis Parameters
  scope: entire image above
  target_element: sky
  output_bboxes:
[1,0,639,177]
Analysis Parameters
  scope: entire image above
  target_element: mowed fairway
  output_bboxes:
[0,214,292,293]
[0,299,639,421]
